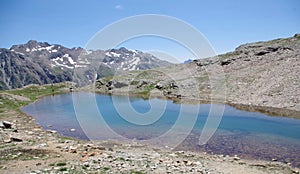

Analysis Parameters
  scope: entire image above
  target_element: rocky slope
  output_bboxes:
[0,40,172,90]
[95,34,300,116]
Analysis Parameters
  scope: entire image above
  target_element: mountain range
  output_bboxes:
[0,40,171,89]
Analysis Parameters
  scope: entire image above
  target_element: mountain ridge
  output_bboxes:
[0,40,172,90]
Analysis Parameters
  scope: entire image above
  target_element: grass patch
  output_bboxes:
[56,161,67,166]
[137,83,156,96]
[130,170,145,174]
[0,83,67,113]
[59,167,68,171]
[130,81,139,85]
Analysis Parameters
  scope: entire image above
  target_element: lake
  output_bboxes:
[22,92,300,167]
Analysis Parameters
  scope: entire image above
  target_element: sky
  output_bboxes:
[0,0,299,62]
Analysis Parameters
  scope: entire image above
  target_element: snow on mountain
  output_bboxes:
[0,40,172,89]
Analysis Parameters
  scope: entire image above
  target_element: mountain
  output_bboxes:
[95,34,300,115]
[0,40,172,89]
[183,59,193,64]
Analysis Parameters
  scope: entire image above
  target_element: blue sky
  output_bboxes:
[0,0,299,62]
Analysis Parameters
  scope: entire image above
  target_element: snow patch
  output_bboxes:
[110,52,121,57]
[75,65,87,68]
[128,57,140,70]
[129,49,138,54]
[63,54,75,64]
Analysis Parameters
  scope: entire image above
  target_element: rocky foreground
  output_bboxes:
[95,34,300,117]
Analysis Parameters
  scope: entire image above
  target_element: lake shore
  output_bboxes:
[0,84,299,173]
[91,88,300,119]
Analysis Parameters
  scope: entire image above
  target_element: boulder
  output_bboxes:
[220,59,232,66]
[155,81,167,89]
[137,81,148,88]
[10,137,23,142]
[113,81,128,88]
[1,121,13,129]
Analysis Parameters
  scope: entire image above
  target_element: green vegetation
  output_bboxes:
[220,51,240,59]
[102,76,113,83]
[56,161,67,166]
[7,84,66,101]
[130,170,146,174]
[137,83,156,96]
[0,83,67,114]
[130,80,139,85]
[59,167,68,171]
[135,71,150,78]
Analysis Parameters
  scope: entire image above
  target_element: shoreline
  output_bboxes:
[91,89,300,119]
[1,85,300,173]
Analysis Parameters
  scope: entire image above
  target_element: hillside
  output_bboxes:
[0,41,172,90]
[95,34,300,116]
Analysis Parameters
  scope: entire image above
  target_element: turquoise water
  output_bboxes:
[22,92,300,167]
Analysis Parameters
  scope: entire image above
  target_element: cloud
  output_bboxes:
[115,4,124,10]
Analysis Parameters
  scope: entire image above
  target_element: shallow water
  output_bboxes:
[22,92,300,167]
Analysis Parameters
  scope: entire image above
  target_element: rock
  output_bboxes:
[97,146,106,150]
[293,169,299,174]
[47,130,57,134]
[113,81,128,88]
[2,121,13,129]
[155,81,167,89]
[137,81,148,88]
[83,162,90,167]
[233,155,240,160]
[271,158,277,161]
[220,59,232,66]
[255,50,269,56]
[10,137,23,142]
[170,82,178,89]
[4,139,12,143]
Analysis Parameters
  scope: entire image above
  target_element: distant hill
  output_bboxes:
[0,41,172,89]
